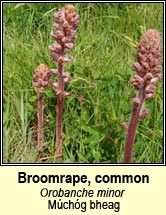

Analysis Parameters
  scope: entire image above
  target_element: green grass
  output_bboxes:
[3,3,163,163]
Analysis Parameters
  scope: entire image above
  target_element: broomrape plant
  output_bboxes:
[123,29,162,163]
[49,5,79,162]
[33,5,162,163]
[33,5,79,162]
[33,64,51,150]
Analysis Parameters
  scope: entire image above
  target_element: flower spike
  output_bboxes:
[124,29,162,163]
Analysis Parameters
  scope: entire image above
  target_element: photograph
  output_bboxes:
[2,2,164,164]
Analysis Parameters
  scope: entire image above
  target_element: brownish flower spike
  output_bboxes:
[124,29,162,163]
[135,29,162,77]
[33,64,51,90]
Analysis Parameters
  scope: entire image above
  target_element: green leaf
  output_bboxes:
[29,95,37,102]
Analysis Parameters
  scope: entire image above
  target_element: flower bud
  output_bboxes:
[51,52,59,62]
[145,85,156,94]
[145,93,154,101]
[139,109,149,119]
[132,97,141,107]
[63,56,74,63]
[150,73,162,84]
[50,69,59,75]
[48,43,62,54]
[64,92,72,97]
[64,43,74,50]
[130,75,144,89]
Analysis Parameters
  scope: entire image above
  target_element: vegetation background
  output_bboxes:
[3,2,163,163]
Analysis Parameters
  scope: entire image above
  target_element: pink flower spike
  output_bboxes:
[124,29,162,163]
[33,64,51,151]
[49,4,79,163]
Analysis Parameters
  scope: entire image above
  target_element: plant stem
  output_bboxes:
[37,90,44,150]
[124,88,144,163]
[55,59,64,162]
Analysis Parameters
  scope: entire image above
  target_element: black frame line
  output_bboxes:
[1,0,165,166]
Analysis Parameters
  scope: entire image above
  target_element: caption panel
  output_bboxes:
[0,166,165,215]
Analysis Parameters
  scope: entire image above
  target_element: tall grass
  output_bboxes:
[3,3,163,163]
